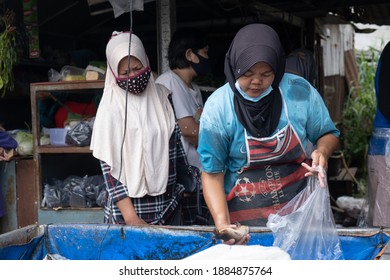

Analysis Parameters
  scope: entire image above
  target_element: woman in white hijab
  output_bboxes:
[90,31,186,225]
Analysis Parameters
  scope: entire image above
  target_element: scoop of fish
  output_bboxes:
[213,223,249,242]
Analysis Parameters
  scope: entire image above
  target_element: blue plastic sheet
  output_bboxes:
[0,224,389,260]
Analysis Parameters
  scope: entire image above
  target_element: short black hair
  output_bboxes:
[168,27,208,69]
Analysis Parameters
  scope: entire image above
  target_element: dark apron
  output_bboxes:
[227,106,311,226]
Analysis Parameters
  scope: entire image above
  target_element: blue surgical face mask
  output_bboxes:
[234,80,273,102]
[190,52,211,76]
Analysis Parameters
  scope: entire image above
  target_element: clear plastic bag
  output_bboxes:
[267,175,344,260]
[48,68,62,82]
[60,65,86,81]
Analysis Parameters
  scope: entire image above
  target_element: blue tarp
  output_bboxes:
[0,224,389,260]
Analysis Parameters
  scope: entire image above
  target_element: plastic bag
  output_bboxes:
[108,0,144,18]
[81,175,106,207]
[41,178,63,208]
[60,65,86,81]
[176,164,201,193]
[48,68,62,82]
[62,175,84,207]
[267,175,344,260]
[65,121,92,146]
[42,175,105,208]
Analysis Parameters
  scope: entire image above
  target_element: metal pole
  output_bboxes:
[156,0,176,75]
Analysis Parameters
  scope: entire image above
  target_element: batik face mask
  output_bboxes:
[116,67,151,95]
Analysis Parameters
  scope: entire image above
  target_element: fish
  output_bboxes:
[213,223,249,242]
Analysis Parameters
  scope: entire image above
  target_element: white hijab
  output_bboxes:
[90,31,175,197]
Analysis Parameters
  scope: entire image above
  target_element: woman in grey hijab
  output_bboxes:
[198,24,340,244]
[285,47,318,86]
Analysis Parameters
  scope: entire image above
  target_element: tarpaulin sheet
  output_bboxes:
[0,224,389,260]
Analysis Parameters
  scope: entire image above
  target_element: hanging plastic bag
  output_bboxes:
[267,173,344,260]
[108,0,144,18]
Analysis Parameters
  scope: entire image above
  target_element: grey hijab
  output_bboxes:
[224,24,285,137]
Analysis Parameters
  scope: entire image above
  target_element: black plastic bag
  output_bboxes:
[176,164,201,193]
[42,178,63,208]
[65,121,92,146]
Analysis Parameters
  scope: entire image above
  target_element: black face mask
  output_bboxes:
[190,52,211,76]
[115,67,151,95]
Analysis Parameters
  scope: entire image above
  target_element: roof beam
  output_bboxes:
[251,2,305,27]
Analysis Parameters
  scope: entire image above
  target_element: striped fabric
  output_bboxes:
[101,122,186,225]
[227,124,310,226]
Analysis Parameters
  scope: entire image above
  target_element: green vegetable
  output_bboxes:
[13,130,33,155]
[40,135,50,145]
[0,9,19,97]
[13,130,32,144]
[18,140,33,156]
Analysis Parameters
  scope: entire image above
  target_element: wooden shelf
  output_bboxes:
[30,81,105,221]
[37,145,92,154]
[31,80,104,92]
[40,207,103,211]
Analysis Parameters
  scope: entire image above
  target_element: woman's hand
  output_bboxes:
[202,172,250,245]
[125,216,149,226]
[0,148,15,161]
[304,133,340,188]
[117,197,149,226]
[214,223,250,245]
[301,161,326,188]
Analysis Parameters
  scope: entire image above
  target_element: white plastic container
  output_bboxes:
[49,128,68,146]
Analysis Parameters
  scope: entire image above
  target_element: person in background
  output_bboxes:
[0,125,17,161]
[285,47,318,151]
[367,41,390,228]
[0,125,18,220]
[155,28,211,225]
[198,24,339,244]
[156,27,210,170]
[90,31,186,225]
[285,47,318,87]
